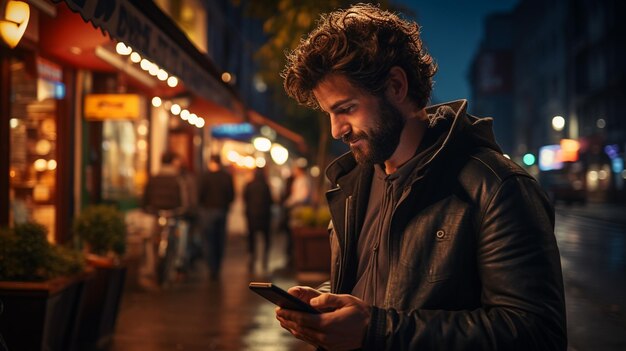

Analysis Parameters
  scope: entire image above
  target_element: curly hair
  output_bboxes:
[282,3,437,110]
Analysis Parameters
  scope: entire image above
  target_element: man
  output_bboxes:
[143,151,189,215]
[198,154,234,280]
[143,151,190,283]
[275,4,566,350]
[243,167,274,272]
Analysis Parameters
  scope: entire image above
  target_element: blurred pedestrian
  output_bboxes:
[142,151,190,283]
[243,167,274,272]
[282,164,311,264]
[143,151,189,215]
[198,154,234,280]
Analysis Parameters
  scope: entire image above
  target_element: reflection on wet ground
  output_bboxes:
[555,209,626,351]
[111,234,315,351]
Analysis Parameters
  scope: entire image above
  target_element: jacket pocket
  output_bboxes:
[398,227,454,283]
[427,228,453,282]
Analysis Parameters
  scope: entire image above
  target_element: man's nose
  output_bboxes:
[330,115,350,140]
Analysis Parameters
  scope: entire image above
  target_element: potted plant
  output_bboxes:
[290,205,332,284]
[0,222,87,351]
[73,204,127,350]
[74,204,126,264]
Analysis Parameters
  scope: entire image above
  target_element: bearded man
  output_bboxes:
[275,4,567,351]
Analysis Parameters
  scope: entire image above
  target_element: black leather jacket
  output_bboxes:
[323,100,567,350]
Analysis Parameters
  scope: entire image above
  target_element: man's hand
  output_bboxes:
[275,287,371,351]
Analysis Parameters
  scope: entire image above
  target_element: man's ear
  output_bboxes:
[385,66,409,103]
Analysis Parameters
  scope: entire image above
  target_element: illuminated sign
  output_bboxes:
[84,94,142,120]
[211,123,255,140]
[560,139,580,162]
[37,57,63,82]
[37,79,65,100]
[539,145,563,171]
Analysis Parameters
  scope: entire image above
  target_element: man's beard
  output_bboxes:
[343,97,405,166]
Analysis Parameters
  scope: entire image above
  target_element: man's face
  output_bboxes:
[313,74,405,166]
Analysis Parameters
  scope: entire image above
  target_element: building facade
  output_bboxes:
[0,0,241,241]
[470,0,625,202]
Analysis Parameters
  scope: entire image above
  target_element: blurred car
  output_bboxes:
[540,170,587,205]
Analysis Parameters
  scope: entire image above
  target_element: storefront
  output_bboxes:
[0,0,242,242]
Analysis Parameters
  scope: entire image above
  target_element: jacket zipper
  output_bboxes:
[384,184,413,306]
[335,195,352,292]
[372,180,392,303]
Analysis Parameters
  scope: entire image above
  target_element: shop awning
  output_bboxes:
[248,110,308,154]
[49,0,239,112]
[188,95,245,125]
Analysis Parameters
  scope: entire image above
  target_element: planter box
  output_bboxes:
[75,258,127,351]
[0,273,91,351]
[292,226,331,271]
[292,226,331,286]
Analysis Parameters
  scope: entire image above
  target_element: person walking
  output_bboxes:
[142,151,190,284]
[274,4,566,350]
[243,167,274,272]
[198,154,234,280]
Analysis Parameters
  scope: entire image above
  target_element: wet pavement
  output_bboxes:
[111,232,316,351]
[555,204,626,351]
[110,203,626,351]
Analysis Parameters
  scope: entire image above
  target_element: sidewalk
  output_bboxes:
[111,232,316,351]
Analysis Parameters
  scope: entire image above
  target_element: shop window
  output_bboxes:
[101,119,149,204]
[8,57,58,241]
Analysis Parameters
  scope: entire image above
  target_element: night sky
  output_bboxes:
[393,0,519,103]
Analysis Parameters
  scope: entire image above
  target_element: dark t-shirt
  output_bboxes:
[351,130,437,306]
[352,161,420,306]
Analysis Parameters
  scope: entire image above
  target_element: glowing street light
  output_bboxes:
[523,153,536,166]
[151,96,162,107]
[170,103,181,115]
[167,76,178,88]
[130,52,141,63]
[270,143,289,165]
[180,109,190,120]
[140,58,151,71]
[157,69,168,81]
[551,115,565,131]
[0,1,30,48]
[194,117,205,128]
[115,42,132,55]
[253,137,272,152]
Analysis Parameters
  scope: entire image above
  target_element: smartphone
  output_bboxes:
[249,282,321,314]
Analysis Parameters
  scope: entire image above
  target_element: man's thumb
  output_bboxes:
[310,293,345,309]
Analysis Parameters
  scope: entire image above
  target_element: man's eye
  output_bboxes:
[339,105,355,114]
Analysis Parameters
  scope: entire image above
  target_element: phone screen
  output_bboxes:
[249,282,320,314]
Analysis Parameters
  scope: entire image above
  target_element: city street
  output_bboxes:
[555,204,626,351]
[111,232,316,351]
[109,204,626,351]
[1,1,625,351]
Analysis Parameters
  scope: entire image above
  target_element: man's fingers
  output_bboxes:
[277,314,325,347]
[277,308,323,330]
[310,293,350,309]
[287,286,321,302]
